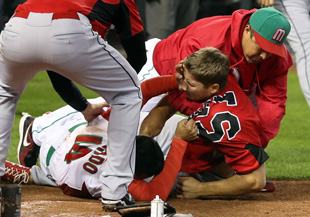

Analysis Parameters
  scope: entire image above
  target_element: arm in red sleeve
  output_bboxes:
[255,51,293,148]
[141,74,178,107]
[128,138,187,201]
[101,74,178,120]
[256,70,289,148]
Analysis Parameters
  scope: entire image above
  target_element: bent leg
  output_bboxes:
[46,16,142,199]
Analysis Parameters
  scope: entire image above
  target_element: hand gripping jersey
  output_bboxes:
[179,75,269,174]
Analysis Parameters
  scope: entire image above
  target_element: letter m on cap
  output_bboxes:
[272,28,286,42]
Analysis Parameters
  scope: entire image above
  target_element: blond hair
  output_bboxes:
[183,47,229,91]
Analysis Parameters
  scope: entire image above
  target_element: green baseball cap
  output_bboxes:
[250,7,291,58]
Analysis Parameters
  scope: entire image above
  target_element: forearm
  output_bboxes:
[256,84,286,148]
[139,109,167,137]
[139,95,176,137]
[199,164,266,197]
[141,75,178,107]
[178,164,266,198]
[47,70,88,112]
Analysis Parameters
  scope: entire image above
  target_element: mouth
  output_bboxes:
[248,57,262,63]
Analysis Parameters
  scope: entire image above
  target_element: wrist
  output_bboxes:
[81,101,89,112]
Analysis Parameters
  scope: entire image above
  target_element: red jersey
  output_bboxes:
[153,9,293,148]
[15,0,143,39]
[179,75,269,174]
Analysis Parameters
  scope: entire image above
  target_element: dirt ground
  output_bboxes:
[0,180,308,217]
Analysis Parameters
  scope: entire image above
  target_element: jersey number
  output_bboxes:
[197,111,241,142]
[64,135,107,174]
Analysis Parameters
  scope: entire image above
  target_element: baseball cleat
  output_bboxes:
[17,113,40,167]
[261,181,277,192]
[101,193,135,212]
[1,161,31,184]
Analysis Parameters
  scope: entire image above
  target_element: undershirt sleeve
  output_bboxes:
[47,70,88,112]
[128,138,188,201]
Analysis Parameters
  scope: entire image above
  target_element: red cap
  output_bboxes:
[253,31,287,58]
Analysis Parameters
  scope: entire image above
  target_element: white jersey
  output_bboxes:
[32,97,183,197]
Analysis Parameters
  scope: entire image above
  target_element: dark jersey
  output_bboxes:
[16,0,144,39]
[16,0,146,111]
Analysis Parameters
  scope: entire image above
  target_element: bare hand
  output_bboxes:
[257,0,274,7]
[174,119,197,142]
[175,60,186,90]
[81,101,110,122]
[175,60,185,75]
[176,176,202,199]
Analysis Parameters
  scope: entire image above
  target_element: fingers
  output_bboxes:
[101,101,110,108]
[175,177,193,199]
[175,176,201,199]
[185,119,197,129]
[175,177,185,199]
[175,72,183,81]
[175,119,198,141]
[175,71,185,91]
[185,119,198,141]
[82,102,109,122]
[257,0,274,7]
[175,60,185,75]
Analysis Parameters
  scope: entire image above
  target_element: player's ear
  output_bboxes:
[244,24,251,34]
[210,83,220,94]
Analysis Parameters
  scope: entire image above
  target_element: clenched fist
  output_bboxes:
[174,119,197,142]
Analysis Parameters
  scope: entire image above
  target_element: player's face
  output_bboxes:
[242,25,272,64]
[179,68,216,102]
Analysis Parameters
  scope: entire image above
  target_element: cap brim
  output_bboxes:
[254,31,286,58]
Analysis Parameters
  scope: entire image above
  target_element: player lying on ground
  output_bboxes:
[1,99,197,204]
[140,47,271,198]
[1,71,197,205]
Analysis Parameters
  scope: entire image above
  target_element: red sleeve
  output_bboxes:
[101,74,178,120]
[256,69,289,148]
[128,138,187,201]
[254,51,293,148]
[141,74,178,107]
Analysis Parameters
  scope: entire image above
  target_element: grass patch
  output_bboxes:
[265,72,310,179]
